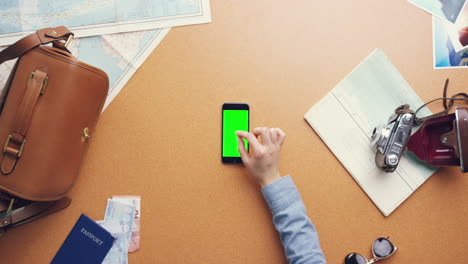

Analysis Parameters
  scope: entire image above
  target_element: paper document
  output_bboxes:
[0,0,211,45]
[304,49,438,216]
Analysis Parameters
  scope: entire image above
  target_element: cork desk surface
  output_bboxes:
[0,1,467,263]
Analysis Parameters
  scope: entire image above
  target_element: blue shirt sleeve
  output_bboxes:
[262,176,326,264]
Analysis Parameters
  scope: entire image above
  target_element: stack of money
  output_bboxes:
[97,196,141,263]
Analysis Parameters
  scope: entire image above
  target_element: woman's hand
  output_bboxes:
[236,127,286,187]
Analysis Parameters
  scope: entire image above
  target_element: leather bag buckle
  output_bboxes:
[3,134,26,158]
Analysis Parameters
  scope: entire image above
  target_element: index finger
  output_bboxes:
[236,131,261,150]
[236,135,250,164]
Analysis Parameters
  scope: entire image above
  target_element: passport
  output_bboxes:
[51,214,115,264]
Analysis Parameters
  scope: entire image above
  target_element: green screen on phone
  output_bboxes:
[223,110,249,157]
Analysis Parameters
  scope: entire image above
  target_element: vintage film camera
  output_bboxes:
[371,105,415,172]
[371,80,468,173]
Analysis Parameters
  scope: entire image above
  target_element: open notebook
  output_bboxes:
[304,49,437,216]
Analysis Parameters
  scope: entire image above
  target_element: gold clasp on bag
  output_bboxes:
[3,135,26,158]
[28,72,48,95]
[64,34,74,48]
[81,127,90,142]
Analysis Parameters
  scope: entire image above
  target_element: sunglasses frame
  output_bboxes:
[344,237,398,264]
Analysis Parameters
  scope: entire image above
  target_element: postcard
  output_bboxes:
[409,0,467,23]
[433,17,468,68]
[444,3,468,52]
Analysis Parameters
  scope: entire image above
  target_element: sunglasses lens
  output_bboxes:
[372,237,395,257]
[344,253,367,264]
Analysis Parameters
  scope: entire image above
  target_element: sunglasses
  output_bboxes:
[343,237,397,264]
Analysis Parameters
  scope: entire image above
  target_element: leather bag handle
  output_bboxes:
[1,69,48,174]
[0,26,73,65]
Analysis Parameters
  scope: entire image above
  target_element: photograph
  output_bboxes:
[445,3,468,51]
[433,16,468,68]
[410,0,467,23]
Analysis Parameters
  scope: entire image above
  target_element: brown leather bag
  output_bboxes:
[0,26,108,234]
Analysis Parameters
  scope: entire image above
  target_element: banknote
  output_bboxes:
[99,199,136,264]
[104,199,135,249]
[97,220,129,264]
[112,195,141,252]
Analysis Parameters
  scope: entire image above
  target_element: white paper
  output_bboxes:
[304,49,438,216]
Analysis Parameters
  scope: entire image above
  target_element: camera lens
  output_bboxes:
[371,125,383,146]
[371,124,393,150]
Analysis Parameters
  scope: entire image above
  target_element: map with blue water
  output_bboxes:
[0,0,211,110]
[0,0,200,34]
[0,28,170,111]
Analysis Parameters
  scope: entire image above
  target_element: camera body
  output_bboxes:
[371,109,415,172]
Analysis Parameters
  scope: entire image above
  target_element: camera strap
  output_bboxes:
[394,104,414,116]
[413,79,468,124]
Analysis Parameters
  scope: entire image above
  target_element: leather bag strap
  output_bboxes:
[0,196,71,235]
[1,69,48,174]
[0,26,73,65]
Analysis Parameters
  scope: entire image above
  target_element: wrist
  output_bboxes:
[259,172,281,188]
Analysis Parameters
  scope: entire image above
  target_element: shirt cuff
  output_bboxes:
[261,176,301,215]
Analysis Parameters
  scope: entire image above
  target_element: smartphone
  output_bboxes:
[222,103,249,164]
